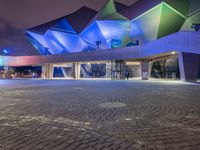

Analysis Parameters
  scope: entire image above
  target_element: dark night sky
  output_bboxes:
[0,0,138,56]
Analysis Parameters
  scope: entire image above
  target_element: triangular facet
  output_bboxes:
[28,19,60,35]
[80,22,106,49]
[129,0,163,20]
[114,1,129,12]
[26,35,48,55]
[66,6,97,33]
[99,12,129,20]
[98,0,116,18]
[51,19,76,34]
[157,3,186,38]
[48,30,87,53]
[96,20,130,46]
[114,0,130,19]
[165,0,190,16]
[132,4,163,42]
[26,31,49,48]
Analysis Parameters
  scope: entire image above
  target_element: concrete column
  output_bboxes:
[121,60,126,80]
[42,64,53,79]
[42,66,45,79]
[106,61,111,78]
[149,62,153,78]
[178,52,200,82]
[141,61,150,80]
[4,66,11,79]
[73,63,80,79]
[48,65,53,79]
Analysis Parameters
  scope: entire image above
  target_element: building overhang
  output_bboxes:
[0,32,200,66]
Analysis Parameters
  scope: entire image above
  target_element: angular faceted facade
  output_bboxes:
[26,0,200,55]
[130,2,186,43]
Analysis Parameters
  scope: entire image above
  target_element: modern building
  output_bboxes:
[0,0,200,81]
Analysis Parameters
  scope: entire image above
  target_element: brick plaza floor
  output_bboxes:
[0,79,199,150]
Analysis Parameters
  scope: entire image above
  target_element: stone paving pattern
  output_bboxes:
[0,79,199,150]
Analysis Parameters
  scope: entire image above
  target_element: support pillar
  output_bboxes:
[4,66,11,79]
[73,63,80,79]
[111,60,126,79]
[178,52,200,82]
[42,66,45,79]
[42,64,53,79]
[141,61,150,80]
[149,62,153,78]
[106,61,111,78]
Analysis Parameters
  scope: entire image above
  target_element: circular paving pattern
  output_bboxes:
[99,102,127,108]
[0,80,199,150]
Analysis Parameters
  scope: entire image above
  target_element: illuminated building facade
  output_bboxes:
[0,0,200,81]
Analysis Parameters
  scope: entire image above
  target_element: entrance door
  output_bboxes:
[111,60,125,80]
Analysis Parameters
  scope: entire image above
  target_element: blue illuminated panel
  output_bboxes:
[27,31,49,48]
[80,22,107,49]
[51,19,76,34]
[130,21,143,38]
[96,20,130,46]
[96,21,129,40]
[48,30,88,53]
[44,30,67,54]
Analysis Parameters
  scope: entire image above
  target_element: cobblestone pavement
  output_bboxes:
[0,79,199,150]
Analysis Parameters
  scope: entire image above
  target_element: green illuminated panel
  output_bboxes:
[98,0,116,18]
[100,12,129,20]
[98,0,128,20]
[133,3,163,42]
[157,3,186,38]
[165,0,189,17]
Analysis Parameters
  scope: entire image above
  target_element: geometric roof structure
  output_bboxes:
[114,1,129,13]
[187,0,200,15]
[128,0,164,20]
[181,11,200,31]
[157,2,186,38]
[28,19,61,35]
[131,2,186,43]
[114,1,131,21]
[65,6,98,34]
[93,0,130,47]
[26,0,200,55]
[80,22,107,49]
[131,4,163,42]
[165,0,190,16]
[51,19,76,34]
[97,0,128,20]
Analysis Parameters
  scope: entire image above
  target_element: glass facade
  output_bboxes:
[150,58,180,79]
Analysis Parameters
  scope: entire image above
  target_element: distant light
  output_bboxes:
[172,51,176,55]
[3,49,9,54]
[125,118,132,121]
